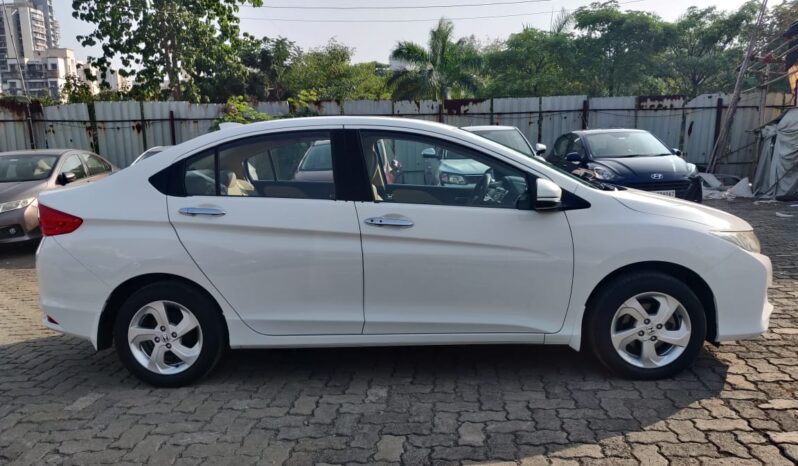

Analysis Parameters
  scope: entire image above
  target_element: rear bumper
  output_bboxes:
[37,237,110,349]
[0,204,41,243]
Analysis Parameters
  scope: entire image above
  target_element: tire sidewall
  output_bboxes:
[114,282,225,387]
[587,272,707,379]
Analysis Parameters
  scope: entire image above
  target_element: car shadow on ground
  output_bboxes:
[0,333,729,463]
[0,241,38,269]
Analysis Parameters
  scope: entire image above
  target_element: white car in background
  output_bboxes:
[36,117,772,387]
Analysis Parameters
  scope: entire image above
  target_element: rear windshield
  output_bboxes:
[0,155,57,182]
[585,132,671,158]
[471,129,534,157]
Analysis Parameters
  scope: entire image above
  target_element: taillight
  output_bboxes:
[39,204,83,236]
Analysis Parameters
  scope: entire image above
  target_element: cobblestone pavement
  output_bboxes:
[1,200,797,465]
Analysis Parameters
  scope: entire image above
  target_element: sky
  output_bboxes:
[55,0,751,65]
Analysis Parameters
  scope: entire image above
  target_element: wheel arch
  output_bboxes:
[97,273,229,350]
[582,261,718,343]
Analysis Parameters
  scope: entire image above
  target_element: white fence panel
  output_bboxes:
[0,105,29,152]
[494,97,542,144]
[95,101,144,168]
[541,95,585,150]
[41,104,93,152]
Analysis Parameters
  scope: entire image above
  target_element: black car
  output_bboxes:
[547,129,702,202]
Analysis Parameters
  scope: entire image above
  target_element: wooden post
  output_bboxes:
[169,110,177,145]
[713,97,724,145]
[581,99,589,129]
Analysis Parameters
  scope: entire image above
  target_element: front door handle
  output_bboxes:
[179,207,226,217]
[364,216,414,227]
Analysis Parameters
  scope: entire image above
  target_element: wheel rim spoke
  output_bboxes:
[144,301,170,328]
[611,326,642,350]
[170,343,200,366]
[147,345,170,372]
[658,327,691,347]
[128,326,157,345]
[652,295,680,325]
[639,340,662,368]
[618,297,649,323]
[172,309,200,338]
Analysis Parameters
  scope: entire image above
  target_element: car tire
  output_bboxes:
[584,271,707,379]
[113,281,226,387]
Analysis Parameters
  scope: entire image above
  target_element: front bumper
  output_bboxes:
[623,177,703,202]
[709,249,773,341]
[0,204,40,243]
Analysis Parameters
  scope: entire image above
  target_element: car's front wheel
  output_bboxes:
[585,271,707,379]
[113,281,225,387]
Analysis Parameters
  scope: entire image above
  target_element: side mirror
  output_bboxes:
[672,148,683,157]
[58,172,77,185]
[534,143,547,155]
[421,148,440,159]
[565,152,583,164]
[535,178,562,211]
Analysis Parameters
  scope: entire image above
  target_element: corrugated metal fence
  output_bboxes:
[0,92,791,176]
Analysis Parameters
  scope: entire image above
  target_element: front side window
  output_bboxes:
[360,131,528,209]
[82,154,112,176]
[183,131,334,200]
[552,135,571,158]
[61,155,88,180]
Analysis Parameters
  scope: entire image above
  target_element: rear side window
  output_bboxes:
[182,131,335,200]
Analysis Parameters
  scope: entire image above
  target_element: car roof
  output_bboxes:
[572,128,650,136]
[0,149,75,158]
[462,126,519,132]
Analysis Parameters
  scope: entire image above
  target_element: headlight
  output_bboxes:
[710,231,761,254]
[591,165,618,181]
[440,172,467,185]
[0,197,36,214]
[686,163,698,176]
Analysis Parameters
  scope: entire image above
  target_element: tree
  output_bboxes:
[388,18,482,101]
[60,75,94,104]
[572,2,674,96]
[482,27,581,97]
[281,40,391,101]
[210,96,271,130]
[664,2,758,96]
[71,0,262,100]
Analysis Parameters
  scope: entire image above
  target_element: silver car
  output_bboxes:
[0,149,115,243]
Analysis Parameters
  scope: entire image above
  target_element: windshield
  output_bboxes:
[585,131,671,158]
[0,155,57,182]
[298,142,332,171]
[471,129,534,157]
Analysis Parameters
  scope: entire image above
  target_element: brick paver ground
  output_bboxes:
[0,199,797,465]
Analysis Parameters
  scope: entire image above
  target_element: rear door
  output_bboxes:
[167,128,365,335]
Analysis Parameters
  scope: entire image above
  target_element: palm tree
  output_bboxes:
[388,18,482,101]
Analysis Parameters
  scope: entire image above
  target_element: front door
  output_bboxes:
[168,129,364,335]
[353,129,574,334]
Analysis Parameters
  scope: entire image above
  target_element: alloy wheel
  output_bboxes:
[610,292,692,369]
[127,300,203,375]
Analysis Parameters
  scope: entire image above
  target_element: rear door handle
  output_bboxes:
[179,207,226,217]
[364,216,414,227]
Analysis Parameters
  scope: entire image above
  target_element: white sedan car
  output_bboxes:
[36,117,772,387]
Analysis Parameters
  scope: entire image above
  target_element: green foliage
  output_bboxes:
[60,75,94,104]
[210,96,272,131]
[388,19,482,101]
[287,89,319,117]
[71,0,263,100]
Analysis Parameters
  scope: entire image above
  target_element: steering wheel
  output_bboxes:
[471,171,494,205]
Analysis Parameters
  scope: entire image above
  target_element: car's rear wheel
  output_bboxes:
[114,281,225,387]
[585,271,707,379]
